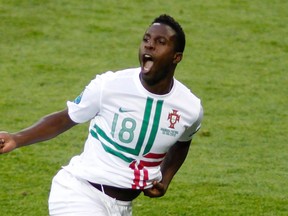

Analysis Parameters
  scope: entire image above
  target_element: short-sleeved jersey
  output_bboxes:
[64,67,203,189]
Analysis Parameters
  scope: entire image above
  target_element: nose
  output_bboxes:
[145,40,155,50]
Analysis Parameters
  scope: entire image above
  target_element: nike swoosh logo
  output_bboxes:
[119,107,135,113]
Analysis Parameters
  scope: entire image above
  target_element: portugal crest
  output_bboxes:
[167,109,180,129]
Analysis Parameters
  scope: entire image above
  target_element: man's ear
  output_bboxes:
[173,52,183,64]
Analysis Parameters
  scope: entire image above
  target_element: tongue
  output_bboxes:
[143,60,153,73]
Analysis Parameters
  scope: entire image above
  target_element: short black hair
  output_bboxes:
[152,14,186,53]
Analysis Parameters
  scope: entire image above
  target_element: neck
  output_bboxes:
[140,74,174,95]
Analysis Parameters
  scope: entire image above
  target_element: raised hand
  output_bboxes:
[0,132,17,154]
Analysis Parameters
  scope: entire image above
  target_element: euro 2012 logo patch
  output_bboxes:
[74,92,84,104]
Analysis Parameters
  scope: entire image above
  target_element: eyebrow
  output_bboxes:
[144,33,168,41]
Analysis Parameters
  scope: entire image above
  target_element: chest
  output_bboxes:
[97,95,189,155]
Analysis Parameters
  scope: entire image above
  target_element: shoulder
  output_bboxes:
[88,67,140,95]
[174,79,201,107]
[94,67,139,82]
[172,79,203,122]
[115,67,140,75]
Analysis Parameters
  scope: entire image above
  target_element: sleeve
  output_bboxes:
[178,104,203,142]
[66,72,110,123]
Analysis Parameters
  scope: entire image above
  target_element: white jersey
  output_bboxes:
[64,67,203,189]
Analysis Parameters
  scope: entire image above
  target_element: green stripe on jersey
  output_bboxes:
[90,97,164,161]
[134,97,153,154]
[143,99,163,154]
[90,129,134,162]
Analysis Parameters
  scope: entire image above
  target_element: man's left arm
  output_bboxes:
[143,140,191,198]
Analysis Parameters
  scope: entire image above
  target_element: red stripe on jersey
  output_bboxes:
[144,152,166,159]
[139,160,162,167]
[129,161,150,189]
[129,162,138,189]
[143,168,148,188]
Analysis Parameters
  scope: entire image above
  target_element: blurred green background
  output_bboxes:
[0,0,287,215]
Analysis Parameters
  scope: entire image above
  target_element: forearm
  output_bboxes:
[12,109,76,148]
[160,140,191,188]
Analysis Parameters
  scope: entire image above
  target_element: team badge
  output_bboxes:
[167,109,180,129]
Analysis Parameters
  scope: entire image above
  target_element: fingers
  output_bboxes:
[143,181,166,198]
[0,138,5,154]
[152,181,165,191]
[0,133,15,154]
[0,132,8,144]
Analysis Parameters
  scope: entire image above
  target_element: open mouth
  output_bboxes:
[142,54,154,73]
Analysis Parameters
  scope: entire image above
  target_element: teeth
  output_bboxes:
[144,54,152,60]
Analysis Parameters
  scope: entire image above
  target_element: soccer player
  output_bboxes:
[0,14,203,215]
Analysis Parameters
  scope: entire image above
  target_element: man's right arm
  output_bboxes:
[0,108,77,154]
